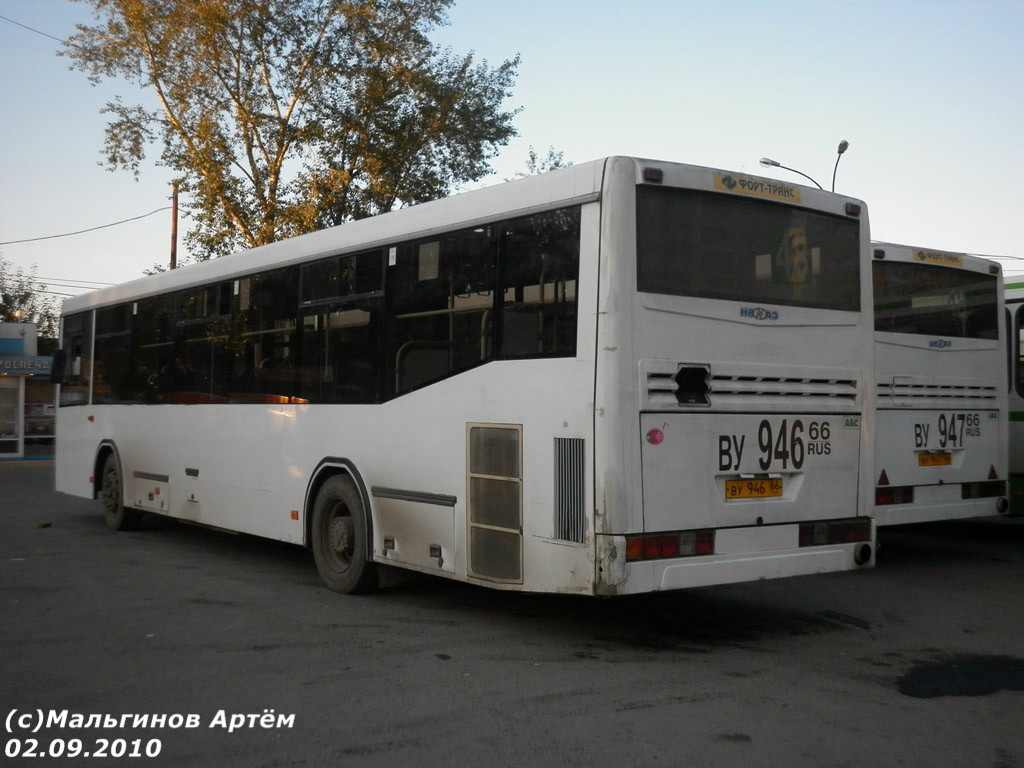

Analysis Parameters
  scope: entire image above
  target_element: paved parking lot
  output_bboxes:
[3,460,1024,767]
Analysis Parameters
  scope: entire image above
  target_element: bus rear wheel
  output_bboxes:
[311,475,378,594]
[100,453,141,531]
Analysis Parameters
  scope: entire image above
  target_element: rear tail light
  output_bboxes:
[799,518,871,547]
[962,481,1007,500]
[625,530,715,561]
[875,486,914,506]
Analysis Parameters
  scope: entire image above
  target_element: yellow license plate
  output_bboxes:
[725,477,783,500]
[918,452,952,467]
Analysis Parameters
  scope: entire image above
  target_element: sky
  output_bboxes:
[1,0,1023,302]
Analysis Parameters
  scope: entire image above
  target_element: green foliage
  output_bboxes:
[507,145,572,181]
[63,0,520,260]
[0,255,59,340]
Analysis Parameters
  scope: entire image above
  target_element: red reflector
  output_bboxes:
[989,465,998,481]
[878,470,890,486]
[626,536,644,561]
[695,531,714,555]
[799,518,871,547]
[660,535,679,558]
[876,486,912,505]
[646,428,665,446]
[625,530,714,561]
[962,481,1007,499]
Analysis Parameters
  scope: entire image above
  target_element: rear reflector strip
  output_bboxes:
[962,481,1007,500]
[875,486,914,506]
[798,518,872,547]
[625,530,714,561]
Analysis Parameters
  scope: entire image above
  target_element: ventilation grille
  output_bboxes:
[644,366,858,409]
[878,380,999,406]
[709,374,858,399]
[468,424,523,583]
[554,438,586,543]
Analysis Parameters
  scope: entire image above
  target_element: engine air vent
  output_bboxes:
[674,366,710,405]
[467,424,523,584]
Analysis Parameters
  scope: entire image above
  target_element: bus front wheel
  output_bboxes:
[311,475,378,594]
[100,453,141,531]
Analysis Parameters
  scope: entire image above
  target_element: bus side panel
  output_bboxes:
[55,406,100,499]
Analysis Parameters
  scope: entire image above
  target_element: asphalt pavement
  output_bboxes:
[3,460,1024,767]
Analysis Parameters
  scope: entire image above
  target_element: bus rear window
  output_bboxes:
[873,261,998,339]
[636,186,860,311]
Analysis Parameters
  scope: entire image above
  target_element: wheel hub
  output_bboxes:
[328,515,353,556]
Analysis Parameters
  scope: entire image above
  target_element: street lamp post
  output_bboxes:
[759,141,851,193]
[758,157,823,190]
[831,140,849,193]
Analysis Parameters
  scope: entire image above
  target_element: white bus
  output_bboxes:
[54,156,876,595]
[1005,282,1024,515]
[872,243,1009,526]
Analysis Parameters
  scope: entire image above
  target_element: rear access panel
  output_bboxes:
[640,413,862,531]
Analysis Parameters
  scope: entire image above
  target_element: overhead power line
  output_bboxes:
[33,276,115,286]
[0,13,68,46]
[0,207,172,245]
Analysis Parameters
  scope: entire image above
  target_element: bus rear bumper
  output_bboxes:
[599,524,875,595]
[653,545,865,592]
[873,496,1009,526]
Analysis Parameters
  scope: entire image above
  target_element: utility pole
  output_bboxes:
[170,181,179,270]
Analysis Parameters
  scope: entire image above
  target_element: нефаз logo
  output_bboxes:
[740,307,779,321]
[928,339,953,348]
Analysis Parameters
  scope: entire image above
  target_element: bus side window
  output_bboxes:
[387,228,496,395]
[235,267,299,403]
[93,304,132,404]
[58,311,92,407]
[498,207,581,359]
[1017,307,1024,397]
[1008,307,1014,394]
[297,253,382,404]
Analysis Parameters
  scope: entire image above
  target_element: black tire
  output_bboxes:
[100,453,141,531]
[311,475,378,594]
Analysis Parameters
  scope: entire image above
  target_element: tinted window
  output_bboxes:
[873,261,998,339]
[498,207,580,358]
[1017,306,1024,397]
[59,311,92,406]
[637,186,861,311]
[298,251,383,404]
[387,228,497,395]
[93,304,131,404]
[70,206,581,406]
[234,267,300,403]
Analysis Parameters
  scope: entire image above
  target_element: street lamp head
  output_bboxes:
[832,140,850,192]
[759,157,781,168]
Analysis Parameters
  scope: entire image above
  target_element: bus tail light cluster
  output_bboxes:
[962,481,1006,500]
[798,518,871,547]
[875,486,914,506]
[625,530,715,561]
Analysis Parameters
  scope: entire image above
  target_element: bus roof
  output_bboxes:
[61,156,865,315]
[871,241,1003,276]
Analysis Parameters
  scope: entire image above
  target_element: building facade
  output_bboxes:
[0,323,54,458]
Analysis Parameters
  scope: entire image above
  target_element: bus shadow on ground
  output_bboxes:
[878,516,1024,568]
[78,508,865,653]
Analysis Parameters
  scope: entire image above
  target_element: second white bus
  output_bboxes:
[872,243,1008,526]
[1005,283,1024,516]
